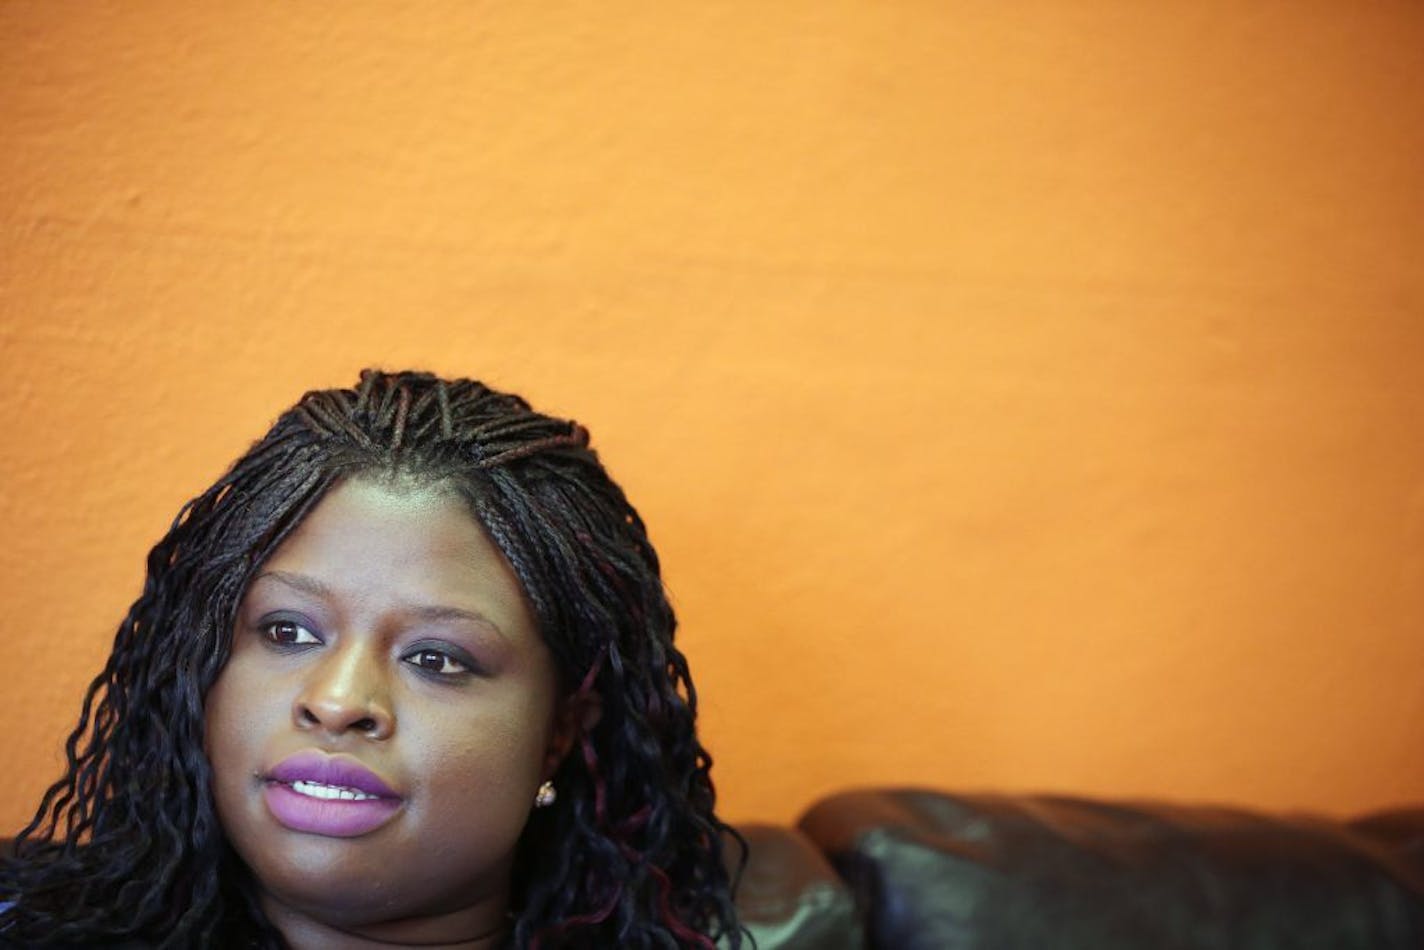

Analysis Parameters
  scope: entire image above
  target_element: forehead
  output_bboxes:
[251,477,538,644]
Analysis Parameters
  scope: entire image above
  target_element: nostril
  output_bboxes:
[293,693,390,737]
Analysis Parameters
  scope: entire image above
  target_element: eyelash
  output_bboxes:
[257,620,475,678]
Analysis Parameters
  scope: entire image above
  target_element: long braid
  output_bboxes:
[1,369,745,948]
[2,423,337,947]
[476,456,742,947]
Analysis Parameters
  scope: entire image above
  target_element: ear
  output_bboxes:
[542,689,603,780]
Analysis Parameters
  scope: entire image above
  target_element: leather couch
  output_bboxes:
[732,788,1424,949]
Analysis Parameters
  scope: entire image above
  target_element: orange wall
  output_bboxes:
[2,2,1422,831]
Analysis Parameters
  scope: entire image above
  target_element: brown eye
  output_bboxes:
[405,649,469,676]
[262,619,320,645]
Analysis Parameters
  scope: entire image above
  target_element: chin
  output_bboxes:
[240,829,515,928]
[248,846,416,926]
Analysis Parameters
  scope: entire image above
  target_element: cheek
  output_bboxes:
[202,671,235,767]
[203,658,274,787]
[412,697,555,822]
[202,672,252,857]
[423,700,550,785]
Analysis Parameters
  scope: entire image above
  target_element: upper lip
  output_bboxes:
[266,751,401,799]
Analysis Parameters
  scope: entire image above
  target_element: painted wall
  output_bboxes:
[1,1,1421,831]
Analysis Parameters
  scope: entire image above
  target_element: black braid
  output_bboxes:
[0,369,746,949]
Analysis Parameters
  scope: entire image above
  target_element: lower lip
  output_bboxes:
[262,782,402,838]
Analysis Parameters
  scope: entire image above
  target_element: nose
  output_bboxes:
[292,640,395,740]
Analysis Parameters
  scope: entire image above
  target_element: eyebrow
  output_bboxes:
[253,570,510,642]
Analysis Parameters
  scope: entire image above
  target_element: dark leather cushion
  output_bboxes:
[730,824,863,950]
[798,789,1424,950]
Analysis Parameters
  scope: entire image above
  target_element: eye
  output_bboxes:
[261,618,321,646]
[403,648,471,677]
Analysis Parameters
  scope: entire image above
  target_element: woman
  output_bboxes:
[1,370,745,948]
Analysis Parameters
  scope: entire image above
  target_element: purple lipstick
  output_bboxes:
[263,751,402,838]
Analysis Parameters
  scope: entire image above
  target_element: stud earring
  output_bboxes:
[534,780,557,808]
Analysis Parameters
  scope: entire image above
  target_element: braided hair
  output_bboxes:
[0,369,746,948]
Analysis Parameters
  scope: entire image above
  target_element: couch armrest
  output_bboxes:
[729,824,863,950]
[798,789,1424,950]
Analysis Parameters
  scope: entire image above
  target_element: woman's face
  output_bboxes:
[205,476,569,945]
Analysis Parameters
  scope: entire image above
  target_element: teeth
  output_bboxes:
[289,780,379,802]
